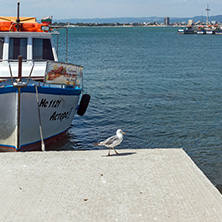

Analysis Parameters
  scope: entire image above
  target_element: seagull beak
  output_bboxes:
[123,131,126,135]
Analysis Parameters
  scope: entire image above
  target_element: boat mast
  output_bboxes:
[16,1,21,31]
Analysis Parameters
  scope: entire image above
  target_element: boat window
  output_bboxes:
[33,38,54,61]
[0,38,4,60]
[9,38,27,60]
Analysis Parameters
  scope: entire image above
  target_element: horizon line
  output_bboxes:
[54,14,222,20]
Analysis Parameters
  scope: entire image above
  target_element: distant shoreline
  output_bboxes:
[64,24,184,28]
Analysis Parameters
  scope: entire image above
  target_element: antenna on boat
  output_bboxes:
[16,1,21,31]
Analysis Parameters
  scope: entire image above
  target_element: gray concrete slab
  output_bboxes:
[0,149,221,222]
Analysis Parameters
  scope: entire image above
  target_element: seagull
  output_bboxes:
[94,129,126,156]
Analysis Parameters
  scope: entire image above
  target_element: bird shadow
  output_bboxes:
[102,152,137,157]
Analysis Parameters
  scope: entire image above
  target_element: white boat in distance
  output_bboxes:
[0,3,90,151]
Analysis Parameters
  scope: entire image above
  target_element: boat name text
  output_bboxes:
[39,98,62,108]
[49,108,73,122]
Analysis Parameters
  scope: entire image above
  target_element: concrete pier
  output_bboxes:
[0,148,221,221]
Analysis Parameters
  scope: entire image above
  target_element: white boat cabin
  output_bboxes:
[0,32,58,80]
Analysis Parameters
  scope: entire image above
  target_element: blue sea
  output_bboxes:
[53,27,222,189]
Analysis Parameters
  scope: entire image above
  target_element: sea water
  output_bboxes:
[53,27,222,188]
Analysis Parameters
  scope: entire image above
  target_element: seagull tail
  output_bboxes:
[93,143,99,146]
[93,142,104,146]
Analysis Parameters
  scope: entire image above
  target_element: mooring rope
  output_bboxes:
[35,85,45,152]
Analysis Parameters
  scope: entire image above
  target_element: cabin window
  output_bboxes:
[0,38,4,60]
[9,38,27,60]
[33,38,54,61]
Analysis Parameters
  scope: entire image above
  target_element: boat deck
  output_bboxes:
[0,149,221,221]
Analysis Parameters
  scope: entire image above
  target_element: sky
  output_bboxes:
[0,0,222,20]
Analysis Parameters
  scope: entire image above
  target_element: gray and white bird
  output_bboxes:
[94,129,126,156]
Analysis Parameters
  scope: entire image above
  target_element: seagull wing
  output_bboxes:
[99,135,122,148]
[104,135,118,145]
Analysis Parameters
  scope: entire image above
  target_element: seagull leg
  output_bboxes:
[108,148,111,156]
[113,148,119,155]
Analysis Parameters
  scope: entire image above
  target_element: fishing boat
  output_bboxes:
[196,27,206,35]
[214,27,222,35]
[205,29,215,35]
[177,26,195,34]
[0,3,90,152]
[196,30,206,34]
[177,28,185,34]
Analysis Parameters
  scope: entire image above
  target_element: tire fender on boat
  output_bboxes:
[77,94,90,116]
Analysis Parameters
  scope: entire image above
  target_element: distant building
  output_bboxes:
[188,20,194,26]
[164,17,170,25]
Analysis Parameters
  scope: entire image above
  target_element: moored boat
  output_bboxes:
[205,29,215,34]
[0,3,90,152]
[214,31,222,35]
[196,27,206,34]
[214,27,222,35]
[177,26,195,34]
[177,28,185,34]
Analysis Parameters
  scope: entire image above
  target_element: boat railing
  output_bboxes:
[50,25,68,63]
[8,55,34,88]
[6,57,83,89]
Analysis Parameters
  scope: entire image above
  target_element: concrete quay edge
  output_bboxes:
[0,148,221,222]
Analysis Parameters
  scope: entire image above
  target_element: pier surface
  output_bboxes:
[0,149,221,221]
